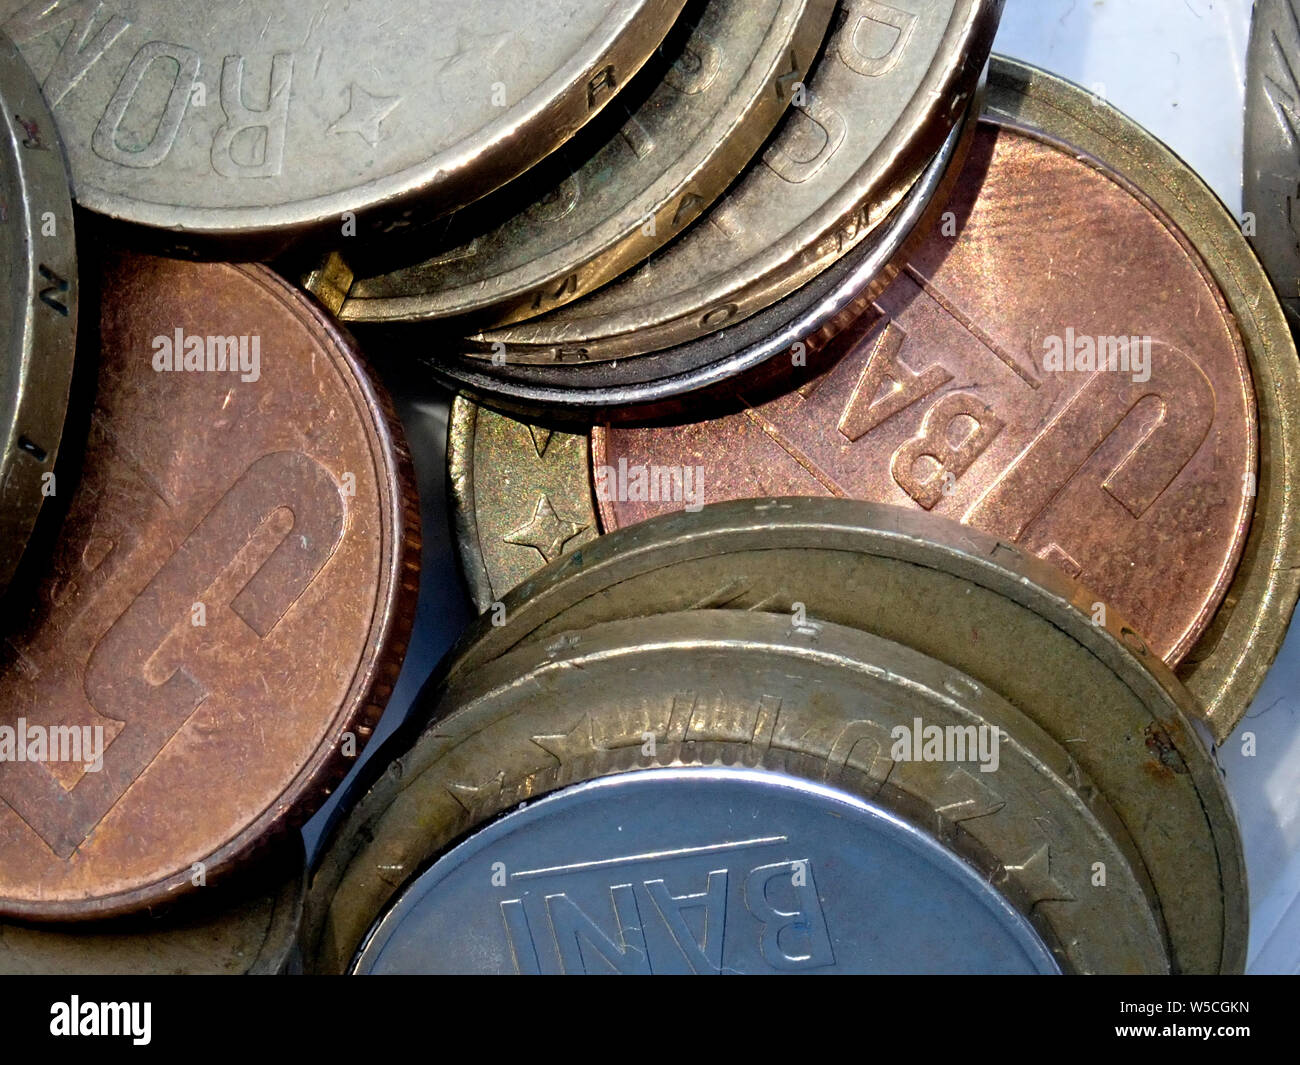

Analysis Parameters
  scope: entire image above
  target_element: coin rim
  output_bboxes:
[21,0,687,242]
[984,56,1300,745]
[0,29,78,598]
[2,260,421,922]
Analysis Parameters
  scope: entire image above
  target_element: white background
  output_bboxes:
[996,0,1300,974]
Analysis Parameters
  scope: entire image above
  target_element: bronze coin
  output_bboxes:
[592,120,1257,666]
[0,251,418,921]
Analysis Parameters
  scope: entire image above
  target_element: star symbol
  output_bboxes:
[503,494,587,562]
[328,84,401,147]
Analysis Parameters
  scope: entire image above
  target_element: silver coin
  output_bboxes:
[407,96,974,419]
[0,0,686,249]
[0,29,77,600]
[310,610,1168,974]
[1246,0,1300,330]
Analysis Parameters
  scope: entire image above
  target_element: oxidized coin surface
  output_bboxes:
[0,837,305,974]
[0,251,418,921]
[0,0,685,246]
[308,611,1168,974]
[465,0,1002,361]
[436,498,1247,974]
[593,120,1256,669]
[0,30,77,599]
[339,0,837,327]
[1245,0,1300,331]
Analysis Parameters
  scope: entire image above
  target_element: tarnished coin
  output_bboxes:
[429,101,975,417]
[334,0,837,327]
[307,610,1168,974]
[453,57,1300,742]
[0,251,419,921]
[436,498,1247,974]
[1246,0,1300,332]
[0,838,304,975]
[462,0,1002,361]
[595,122,1253,668]
[0,0,686,250]
[0,30,77,599]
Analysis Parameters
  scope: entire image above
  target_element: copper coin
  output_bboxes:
[592,121,1257,665]
[0,251,418,921]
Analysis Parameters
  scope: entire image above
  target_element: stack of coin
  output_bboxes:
[1,0,1295,977]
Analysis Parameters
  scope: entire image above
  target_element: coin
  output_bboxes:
[0,251,419,920]
[983,58,1300,745]
[0,0,686,251]
[455,57,1300,742]
[0,30,78,600]
[462,0,1002,361]
[436,498,1247,973]
[307,610,1168,974]
[0,838,304,975]
[428,99,975,418]
[1245,0,1300,332]
[336,0,838,328]
[594,122,1253,669]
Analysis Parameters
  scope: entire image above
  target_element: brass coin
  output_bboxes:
[463,0,1003,361]
[436,497,1248,974]
[306,610,1168,974]
[336,0,838,328]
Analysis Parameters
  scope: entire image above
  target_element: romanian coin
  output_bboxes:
[982,58,1300,743]
[0,251,419,920]
[0,0,686,250]
[435,498,1247,974]
[0,31,77,599]
[1245,0,1300,332]
[459,0,1003,360]
[307,610,1168,974]
[0,838,305,975]
[428,100,974,417]
[335,0,838,327]
[454,57,1300,742]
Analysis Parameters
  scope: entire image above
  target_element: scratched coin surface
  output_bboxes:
[594,120,1254,670]
[436,498,1247,974]
[0,31,77,600]
[1246,0,1300,332]
[0,0,686,248]
[306,610,1168,974]
[462,0,1002,361]
[336,0,837,327]
[432,104,974,417]
[0,251,418,921]
[0,837,305,974]
[454,57,1300,741]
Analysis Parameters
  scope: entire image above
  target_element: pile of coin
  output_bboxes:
[0,1,1295,975]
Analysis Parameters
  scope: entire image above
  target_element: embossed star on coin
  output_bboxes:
[503,495,588,562]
